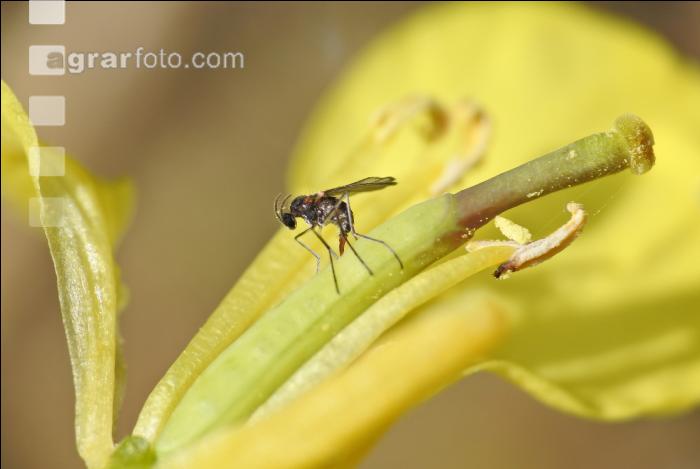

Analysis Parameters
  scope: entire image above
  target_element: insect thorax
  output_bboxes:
[292,195,352,232]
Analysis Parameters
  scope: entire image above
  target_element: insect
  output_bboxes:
[274,176,404,293]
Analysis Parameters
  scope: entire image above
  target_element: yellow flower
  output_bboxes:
[279,0,700,424]
[2,3,698,469]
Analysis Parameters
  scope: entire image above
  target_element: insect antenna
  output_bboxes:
[274,193,291,224]
[274,193,283,223]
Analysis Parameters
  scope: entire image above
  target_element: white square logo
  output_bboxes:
[29,1,66,25]
[29,45,66,75]
[28,146,66,176]
[29,197,66,227]
[28,96,66,126]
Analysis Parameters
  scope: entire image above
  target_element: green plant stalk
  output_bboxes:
[155,114,655,454]
[456,114,654,229]
[108,436,156,469]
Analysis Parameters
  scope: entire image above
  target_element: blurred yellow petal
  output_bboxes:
[159,296,506,469]
[1,81,134,469]
[284,2,700,421]
[467,123,700,418]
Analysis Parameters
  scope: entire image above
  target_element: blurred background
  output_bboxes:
[2,2,699,468]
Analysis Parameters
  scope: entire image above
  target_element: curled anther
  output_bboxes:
[430,99,491,195]
[466,202,587,279]
[369,96,448,144]
[368,96,491,196]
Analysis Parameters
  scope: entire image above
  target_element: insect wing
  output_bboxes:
[323,176,397,197]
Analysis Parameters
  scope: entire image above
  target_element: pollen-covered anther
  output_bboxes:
[466,202,587,279]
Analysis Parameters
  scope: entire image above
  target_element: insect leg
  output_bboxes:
[344,192,404,270]
[341,233,374,275]
[316,196,351,259]
[294,227,321,273]
[311,228,340,294]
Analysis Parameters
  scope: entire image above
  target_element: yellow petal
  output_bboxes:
[1,81,134,469]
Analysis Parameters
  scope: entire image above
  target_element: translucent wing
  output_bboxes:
[323,176,397,197]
